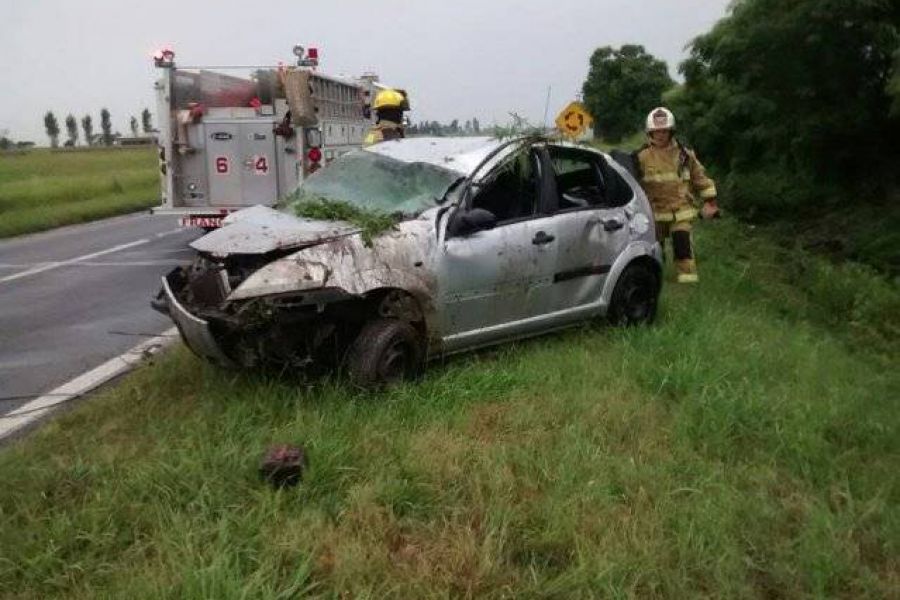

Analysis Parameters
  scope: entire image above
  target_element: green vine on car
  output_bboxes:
[291,197,398,246]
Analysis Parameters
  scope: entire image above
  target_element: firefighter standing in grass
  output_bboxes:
[635,107,719,283]
[364,89,409,146]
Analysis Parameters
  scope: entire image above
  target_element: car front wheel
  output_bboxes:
[607,262,660,326]
[345,318,424,388]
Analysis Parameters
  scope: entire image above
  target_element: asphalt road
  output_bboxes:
[0,213,202,419]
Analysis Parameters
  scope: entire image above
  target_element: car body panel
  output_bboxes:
[191,205,358,256]
[437,214,559,336]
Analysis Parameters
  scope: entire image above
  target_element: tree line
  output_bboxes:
[581,0,899,224]
[407,118,481,137]
[40,108,154,148]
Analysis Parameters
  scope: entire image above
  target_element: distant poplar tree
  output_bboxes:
[129,116,139,137]
[43,111,60,148]
[100,108,113,146]
[81,115,94,146]
[141,107,153,133]
[65,114,79,146]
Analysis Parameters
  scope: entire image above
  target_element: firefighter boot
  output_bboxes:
[671,222,698,283]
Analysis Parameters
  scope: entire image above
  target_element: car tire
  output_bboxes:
[607,262,660,326]
[345,318,424,388]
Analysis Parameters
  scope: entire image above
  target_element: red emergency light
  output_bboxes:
[307,47,319,60]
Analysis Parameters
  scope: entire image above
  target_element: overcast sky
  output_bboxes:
[1,0,730,144]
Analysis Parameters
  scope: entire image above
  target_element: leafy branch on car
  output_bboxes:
[290,196,399,246]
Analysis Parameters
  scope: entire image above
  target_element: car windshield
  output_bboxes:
[282,150,461,216]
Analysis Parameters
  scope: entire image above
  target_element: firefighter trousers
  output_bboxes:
[655,219,699,283]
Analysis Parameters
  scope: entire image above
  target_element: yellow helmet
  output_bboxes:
[373,89,407,110]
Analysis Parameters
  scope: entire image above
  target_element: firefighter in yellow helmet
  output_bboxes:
[364,89,409,146]
[634,107,719,283]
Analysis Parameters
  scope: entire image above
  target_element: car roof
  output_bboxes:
[364,136,518,177]
[364,136,609,177]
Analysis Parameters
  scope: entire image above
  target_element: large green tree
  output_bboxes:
[43,111,60,148]
[668,0,900,217]
[582,45,673,142]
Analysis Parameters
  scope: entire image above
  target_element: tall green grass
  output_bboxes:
[0,220,897,598]
[0,148,158,237]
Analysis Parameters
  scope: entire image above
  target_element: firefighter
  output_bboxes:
[364,89,408,146]
[635,107,719,283]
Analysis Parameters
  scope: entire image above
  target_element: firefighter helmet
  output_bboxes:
[373,89,407,110]
[646,107,676,132]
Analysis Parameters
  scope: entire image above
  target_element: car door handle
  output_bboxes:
[603,218,625,232]
[532,231,555,245]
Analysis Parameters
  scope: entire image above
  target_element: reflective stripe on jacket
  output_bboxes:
[636,140,716,220]
[363,121,404,146]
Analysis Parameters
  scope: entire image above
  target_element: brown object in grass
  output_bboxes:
[259,444,308,488]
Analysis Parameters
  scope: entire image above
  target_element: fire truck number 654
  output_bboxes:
[214,156,268,175]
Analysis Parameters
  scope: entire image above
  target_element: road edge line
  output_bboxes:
[0,238,151,284]
[0,327,179,441]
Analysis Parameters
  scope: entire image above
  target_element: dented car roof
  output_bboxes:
[363,136,513,177]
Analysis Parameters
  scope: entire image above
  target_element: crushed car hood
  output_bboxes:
[190,205,358,256]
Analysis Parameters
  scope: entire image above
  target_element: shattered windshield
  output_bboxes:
[282,150,461,216]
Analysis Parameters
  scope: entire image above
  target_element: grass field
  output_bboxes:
[0,148,158,238]
[1,220,898,598]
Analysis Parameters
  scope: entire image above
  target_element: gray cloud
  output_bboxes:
[0,0,730,143]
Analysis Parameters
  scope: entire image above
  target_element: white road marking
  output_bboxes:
[0,231,182,284]
[155,229,187,239]
[0,327,179,441]
[0,260,185,268]
[0,263,55,269]
[68,260,186,267]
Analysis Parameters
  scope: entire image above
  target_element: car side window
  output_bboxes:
[470,150,539,223]
[597,154,634,208]
[548,147,632,210]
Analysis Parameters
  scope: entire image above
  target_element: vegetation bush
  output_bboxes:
[669,0,900,220]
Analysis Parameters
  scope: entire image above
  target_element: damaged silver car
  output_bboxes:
[154,136,662,386]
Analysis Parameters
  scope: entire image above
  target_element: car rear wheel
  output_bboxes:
[608,262,660,326]
[345,318,424,388]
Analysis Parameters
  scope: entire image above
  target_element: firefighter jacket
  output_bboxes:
[635,140,717,222]
[363,121,404,146]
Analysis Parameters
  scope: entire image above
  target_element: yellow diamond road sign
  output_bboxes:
[555,102,594,138]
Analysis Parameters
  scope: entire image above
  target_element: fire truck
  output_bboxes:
[151,46,385,228]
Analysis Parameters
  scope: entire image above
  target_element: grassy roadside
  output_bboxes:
[0,219,898,598]
[0,148,158,238]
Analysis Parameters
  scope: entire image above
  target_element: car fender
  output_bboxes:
[228,225,440,331]
[599,240,663,311]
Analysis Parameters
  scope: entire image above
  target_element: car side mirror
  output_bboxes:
[447,207,497,237]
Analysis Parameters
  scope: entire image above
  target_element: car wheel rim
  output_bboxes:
[379,340,411,382]
[622,278,654,323]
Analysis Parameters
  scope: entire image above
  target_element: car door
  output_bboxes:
[541,145,633,317]
[437,149,558,350]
